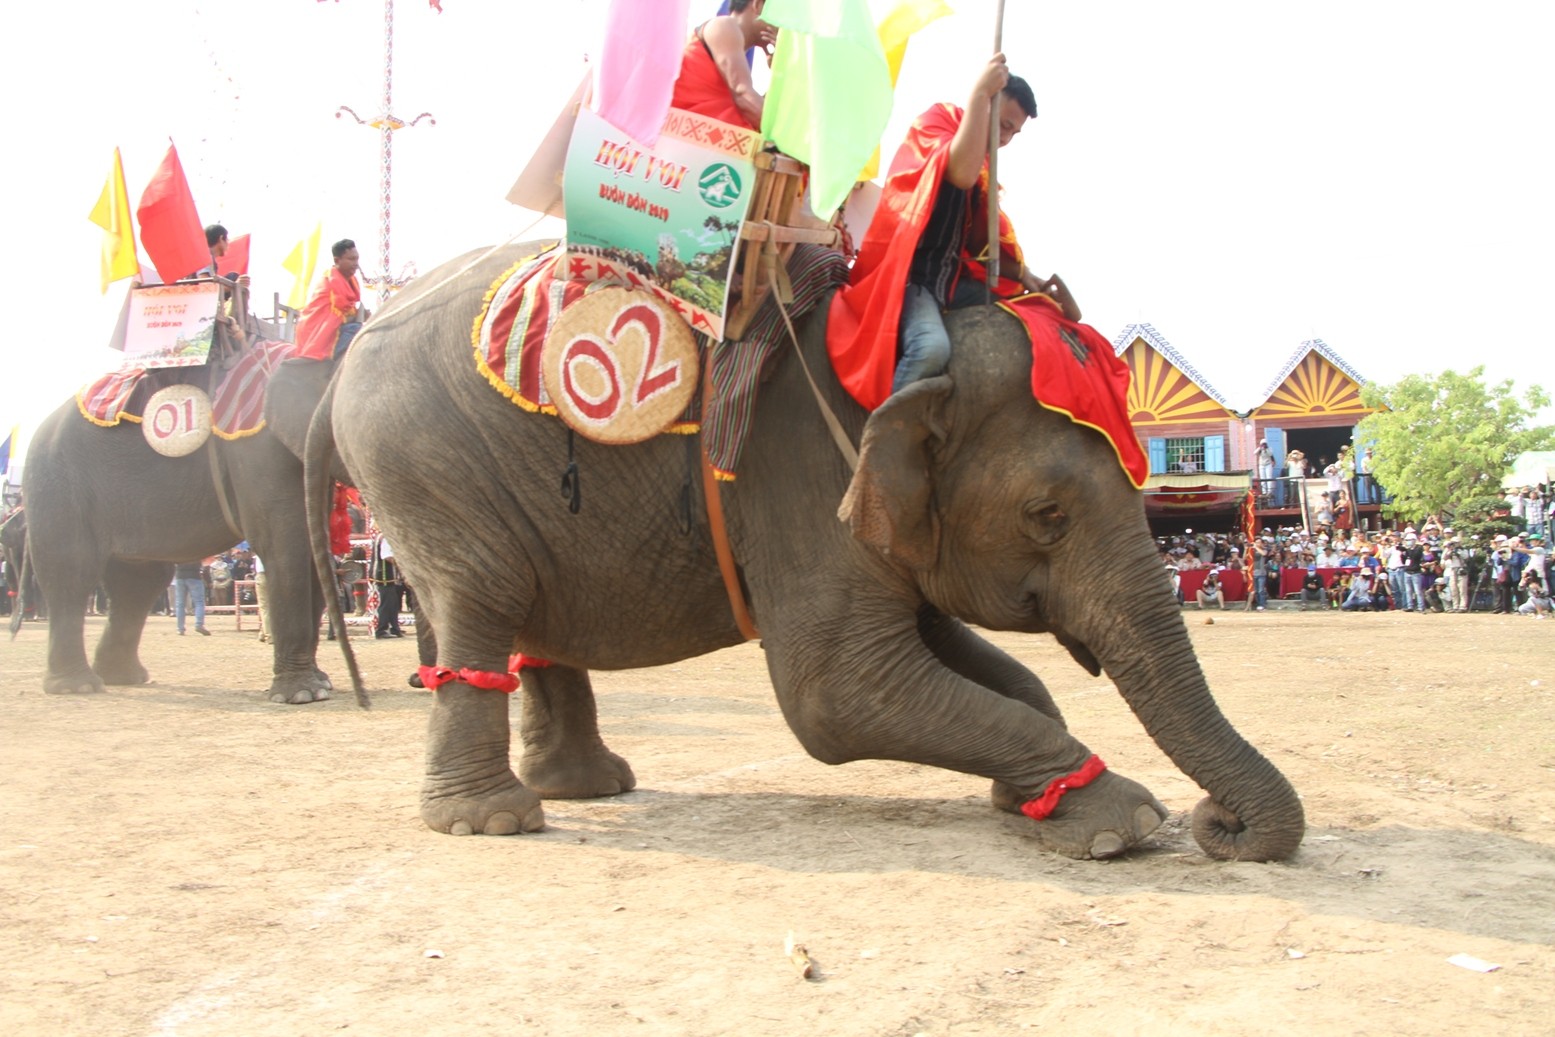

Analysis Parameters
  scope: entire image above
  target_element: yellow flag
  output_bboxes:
[281,223,322,310]
[857,0,954,182]
[87,148,139,294]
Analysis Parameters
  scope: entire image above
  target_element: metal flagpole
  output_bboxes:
[986,0,1007,302]
[335,0,436,305]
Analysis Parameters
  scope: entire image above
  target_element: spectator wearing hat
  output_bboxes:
[1516,568,1552,618]
[1285,449,1306,502]
[1195,569,1226,610]
[1524,532,1548,588]
[1342,570,1377,611]
[1526,487,1546,540]
[1442,536,1469,612]
[1489,535,1517,614]
[1323,460,1344,497]
[1256,439,1278,505]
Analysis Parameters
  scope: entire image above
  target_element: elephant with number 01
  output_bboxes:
[20,359,342,703]
[311,241,1305,861]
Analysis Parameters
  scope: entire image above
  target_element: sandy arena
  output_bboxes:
[2,608,1553,1036]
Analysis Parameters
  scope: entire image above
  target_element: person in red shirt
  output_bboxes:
[296,239,366,360]
[668,0,777,130]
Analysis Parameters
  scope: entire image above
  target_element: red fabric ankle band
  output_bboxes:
[417,665,520,694]
[510,653,553,671]
[1019,755,1108,821]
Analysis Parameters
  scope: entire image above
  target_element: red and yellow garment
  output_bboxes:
[827,103,1023,412]
[295,267,362,360]
[668,31,755,130]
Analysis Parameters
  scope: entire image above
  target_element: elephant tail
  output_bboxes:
[304,375,369,709]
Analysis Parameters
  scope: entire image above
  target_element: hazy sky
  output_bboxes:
[4,0,1551,454]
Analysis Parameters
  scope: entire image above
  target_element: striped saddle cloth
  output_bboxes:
[76,340,309,439]
[473,244,848,479]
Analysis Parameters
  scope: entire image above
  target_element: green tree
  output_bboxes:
[1356,367,1553,522]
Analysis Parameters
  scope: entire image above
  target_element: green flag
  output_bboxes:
[760,0,893,219]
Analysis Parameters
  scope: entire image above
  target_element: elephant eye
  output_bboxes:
[1023,500,1069,545]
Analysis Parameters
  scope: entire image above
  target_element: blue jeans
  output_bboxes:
[333,321,362,358]
[1387,569,1407,610]
[1252,571,1268,608]
[175,577,206,632]
[893,285,952,394]
[1398,572,1423,611]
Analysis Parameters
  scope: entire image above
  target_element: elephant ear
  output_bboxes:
[838,375,952,571]
[263,357,336,461]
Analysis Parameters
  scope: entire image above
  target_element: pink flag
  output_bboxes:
[593,0,690,145]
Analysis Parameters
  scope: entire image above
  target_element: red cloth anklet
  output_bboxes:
[509,653,553,671]
[416,665,520,694]
[1019,755,1108,821]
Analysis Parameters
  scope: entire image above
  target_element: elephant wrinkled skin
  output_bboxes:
[21,360,338,703]
[314,242,1304,862]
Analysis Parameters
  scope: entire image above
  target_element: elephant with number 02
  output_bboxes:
[310,240,1305,862]
[20,359,343,704]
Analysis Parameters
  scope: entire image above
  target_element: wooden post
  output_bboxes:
[986,0,1007,302]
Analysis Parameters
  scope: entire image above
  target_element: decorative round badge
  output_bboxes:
[540,287,698,445]
[141,384,213,457]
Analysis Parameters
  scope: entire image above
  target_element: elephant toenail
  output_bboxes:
[1090,832,1126,859]
[1134,804,1165,839]
[485,811,520,836]
[449,820,474,836]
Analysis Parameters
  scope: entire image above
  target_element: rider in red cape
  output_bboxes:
[828,58,1040,413]
[827,57,1147,487]
[296,239,365,361]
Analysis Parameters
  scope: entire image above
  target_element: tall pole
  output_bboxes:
[986,0,1007,301]
[336,0,435,305]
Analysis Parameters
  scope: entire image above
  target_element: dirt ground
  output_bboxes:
[2,607,1553,1037]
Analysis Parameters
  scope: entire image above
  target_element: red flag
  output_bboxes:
[216,233,250,278]
[430,1,443,10]
[137,144,209,285]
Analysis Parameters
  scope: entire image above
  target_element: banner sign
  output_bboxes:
[562,106,761,339]
[122,282,221,368]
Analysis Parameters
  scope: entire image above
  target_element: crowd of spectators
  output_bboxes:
[1160,489,1551,617]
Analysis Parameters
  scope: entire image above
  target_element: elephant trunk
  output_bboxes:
[1079,548,1305,861]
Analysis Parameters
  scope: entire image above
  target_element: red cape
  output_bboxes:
[295,268,361,360]
[826,104,1025,412]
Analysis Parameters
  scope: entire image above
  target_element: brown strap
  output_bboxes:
[699,347,760,641]
[769,264,858,471]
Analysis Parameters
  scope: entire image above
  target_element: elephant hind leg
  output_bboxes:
[516,664,637,799]
[94,559,171,686]
[422,682,546,835]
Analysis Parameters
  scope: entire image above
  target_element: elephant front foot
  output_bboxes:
[993,770,1167,860]
[268,670,333,705]
[519,746,637,799]
[421,776,545,836]
[45,669,107,695]
[94,660,150,686]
